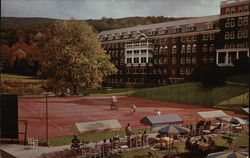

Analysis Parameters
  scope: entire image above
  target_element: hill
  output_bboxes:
[1,16,187,32]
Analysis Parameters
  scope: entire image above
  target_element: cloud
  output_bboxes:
[1,0,222,20]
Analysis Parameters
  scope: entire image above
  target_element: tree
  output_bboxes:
[38,20,117,95]
[189,64,225,87]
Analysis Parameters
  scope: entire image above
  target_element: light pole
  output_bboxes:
[45,92,49,146]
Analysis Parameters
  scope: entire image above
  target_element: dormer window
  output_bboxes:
[158,30,165,35]
[207,23,213,29]
[108,35,113,40]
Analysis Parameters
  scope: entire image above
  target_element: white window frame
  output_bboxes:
[172,57,177,64]
[238,17,243,26]
[186,68,191,75]
[238,6,243,13]
[225,19,230,28]
[181,36,186,42]
[210,44,214,52]
[230,31,235,39]
[186,57,191,64]
[243,17,248,26]
[180,68,185,75]
[238,30,243,39]
[203,44,208,52]
[192,44,197,53]
[203,34,208,41]
[172,46,177,54]
[225,32,230,39]
[226,8,230,14]
[187,45,191,53]
[243,30,248,38]
[181,45,186,53]
[230,18,235,27]
[210,34,215,40]
[193,36,197,41]
[244,5,249,12]
[192,57,197,64]
[181,57,185,64]
[231,7,235,14]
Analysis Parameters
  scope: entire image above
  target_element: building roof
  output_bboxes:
[196,110,228,120]
[99,15,219,36]
[140,114,183,126]
[72,119,121,134]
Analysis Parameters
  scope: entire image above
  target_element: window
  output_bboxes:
[154,58,158,64]
[159,58,163,64]
[180,68,185,75]
[163,69,167,74]
[230,18,235,27]
[172,46,177,54]
[134,50,139,54]
[181,45,186,53]
[172,37,177,43]
[238,17,243,26]
[192,57,197,64]
[193,35,197,41]
[126,51,132,55]
[243,30,248,38]
[133,68,139,74]
[140,68,146,74]
[230,31,235,39]
[186,68,191,75]
[186,57,191,64]
[225,32,230,39]
[237,43,243,48]
[225,19,230,27]
[203,34,208,41]
[187,45,191,53]
[141,50,147,54]
[164,46,168,53]
[181,36,186,42]
[243,17,248,25]
[202,56,208,63]
[226,8,230,14]
[203,44,208,52]
[159,30,165,35]
[126,58,132,63]
[209,57,214,63]
[231,7,235,14]
[238,6,243,13]
[210,44,214,52]
[141,57,147,63]
[192,44,197,53]
[108,36,113,40]
[181,57,185,64]
[230,43,235,48]
[244,5,249,12]
[123,34,129,39]
[187,36,191,42]
[243,42,248,48]
[238,30,243,38]
[148,57,153,63]
[164,58,168,64]
[210,34,215,40]
[172,57,177,64]
[154,69,158,74]
[134,57,139,63]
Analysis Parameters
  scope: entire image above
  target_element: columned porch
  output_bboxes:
[216,48,249,67]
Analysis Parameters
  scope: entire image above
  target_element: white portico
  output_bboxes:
[216,48,249,66]
[125,33,154,66]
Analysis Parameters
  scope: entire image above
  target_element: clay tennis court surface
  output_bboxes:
[18,96,240,139]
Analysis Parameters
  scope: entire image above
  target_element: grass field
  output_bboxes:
[132,82,248,106]
[1,74,44,83]
[215,92,249,110]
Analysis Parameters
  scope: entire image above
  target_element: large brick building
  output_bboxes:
[98,0,249,88]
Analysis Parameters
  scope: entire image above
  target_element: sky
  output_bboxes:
[1,0,224,20]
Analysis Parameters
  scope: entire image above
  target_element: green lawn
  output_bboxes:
[226,74,249,85]
[132,82,248,106]
[215,92,249,110]
[40,128,151,147]
[1,73,44,83]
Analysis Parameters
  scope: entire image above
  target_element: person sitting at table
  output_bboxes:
[71,135,80,151]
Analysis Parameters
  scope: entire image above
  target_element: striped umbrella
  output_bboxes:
[206,151,248,158]
[151,125,190,135]
[216,116,247,124]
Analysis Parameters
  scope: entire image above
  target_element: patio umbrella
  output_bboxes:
[206,151,248,158]
[215,116,247,125]
[151,125,190,135]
